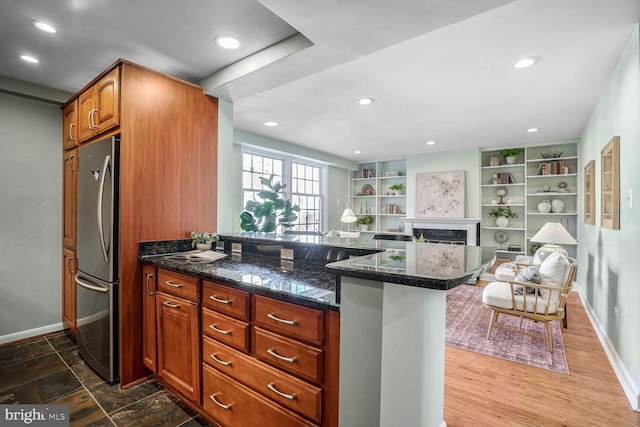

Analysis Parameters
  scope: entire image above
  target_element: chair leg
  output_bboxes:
[562,310,568,329]
[487,310,499,339]
[545,321,553,352]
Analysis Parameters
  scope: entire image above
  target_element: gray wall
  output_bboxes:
[0,90,64,341]
[578,24,640,406]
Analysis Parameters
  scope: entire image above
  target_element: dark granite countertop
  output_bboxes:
[326,243,496,290]
[140,240,340,311]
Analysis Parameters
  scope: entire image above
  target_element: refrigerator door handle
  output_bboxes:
[75,274,109,293]
[97,154,111,263]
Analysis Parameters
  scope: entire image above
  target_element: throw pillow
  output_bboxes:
[538,250,570,287]
[514,255,535,265]
[513,266,539,295]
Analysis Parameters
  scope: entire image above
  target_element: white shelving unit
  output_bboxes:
[349,159,407,249]
[480,139,579,260]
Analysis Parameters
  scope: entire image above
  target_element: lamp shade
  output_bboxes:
[530,222,577,245]
[340,208,357,223]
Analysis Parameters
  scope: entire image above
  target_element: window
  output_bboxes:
[242,150,324,232]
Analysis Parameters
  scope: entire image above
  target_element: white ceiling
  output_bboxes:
[1,0,639,162]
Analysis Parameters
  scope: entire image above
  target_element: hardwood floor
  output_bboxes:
[444,289,640,426]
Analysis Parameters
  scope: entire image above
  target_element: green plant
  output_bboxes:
[488,206,520,219]
[240,174,300,232]
[388,183,405,191]
[499,148,522,158]
[355,215,374,225]
[388,253,405,262]
[191,231,219,248]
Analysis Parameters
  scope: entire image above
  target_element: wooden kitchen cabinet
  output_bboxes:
[62,247,77,332]
[62,148,77,249]
[63,99,78,150]
[142,264,156,372]
[62,59,218,386]
[78,66,120,142]
[156,282,201,403]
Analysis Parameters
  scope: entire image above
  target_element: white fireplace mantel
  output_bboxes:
[400,217,481,224]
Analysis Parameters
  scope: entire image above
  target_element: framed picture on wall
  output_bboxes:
[601,136,620,229]
[584,160,595,225]
[415,170,465,218]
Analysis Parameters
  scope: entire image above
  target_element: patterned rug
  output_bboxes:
[445,285,569,374]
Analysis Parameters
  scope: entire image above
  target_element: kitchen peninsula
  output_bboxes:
[140,233,494,427]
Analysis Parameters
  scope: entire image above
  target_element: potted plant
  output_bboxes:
[240,174,300,233]
[388,183,405,195]
[191,231,219,250]
[488,206,519,228]
[355,215,374,231]
[499,148,522,165]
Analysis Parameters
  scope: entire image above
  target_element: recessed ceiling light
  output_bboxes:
[357,97,374,105]
[20,55,39,64]
[426,140,437,145]
[215,35,240,49]
[354,150,362,154]
[513,57,537,69]
[34,21,56,33]
[263,121,278,127]
[527,128,540,133]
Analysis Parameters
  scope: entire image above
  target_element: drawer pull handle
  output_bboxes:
[267,348,297,364]
[209,324,232,335]
[210,295,232,305]
[210,353,232,366]
[267,382,297,400]
[210,393,232,410]
[165,280,183,288]
[163,301,180,309]
[145,273,154,296]
[267,312,298,326]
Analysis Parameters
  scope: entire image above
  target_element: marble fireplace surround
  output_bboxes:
[401,217,481,246]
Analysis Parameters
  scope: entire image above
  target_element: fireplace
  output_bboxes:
[401,217,480,246]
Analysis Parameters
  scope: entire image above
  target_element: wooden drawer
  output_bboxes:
[203,364,316,427]
[254,295,324,345]
[254,327,323,384]
[157,268,199,301]
[202,280,249,320]
[202,307,249,352]
[202,337,322,423]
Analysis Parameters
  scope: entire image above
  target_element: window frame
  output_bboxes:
[241,147,326,232]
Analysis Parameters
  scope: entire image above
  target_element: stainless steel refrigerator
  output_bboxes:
[75,135,120,384]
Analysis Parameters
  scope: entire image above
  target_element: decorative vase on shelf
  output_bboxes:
[488,154,500,167]
[360,224,369,231]
[495,216,509,228]
[551,198,565,213]
[506,156,516,165]
[196,243,212,251]
[537,200,552,213]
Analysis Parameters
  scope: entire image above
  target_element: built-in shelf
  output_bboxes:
[480,139,579,260]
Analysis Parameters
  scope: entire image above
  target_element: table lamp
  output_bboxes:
[340,203,357,225]
[530,222,577,262]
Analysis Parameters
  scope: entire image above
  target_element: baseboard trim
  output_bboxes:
[0,322,64,345]
[577,290,640,412]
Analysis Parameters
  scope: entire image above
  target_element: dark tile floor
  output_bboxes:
[0,331,216,427]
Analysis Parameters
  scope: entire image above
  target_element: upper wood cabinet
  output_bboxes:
[78,66,120,142]
[62,99,78,150]
[62,148,77,249]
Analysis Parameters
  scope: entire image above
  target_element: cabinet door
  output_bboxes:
[142,264,157,372]
[62,247,76,332]
[156,292,200,402]
[78,87,96,142]
[95,67,120,134]
[62,148,77,248]
[62,100,78,150]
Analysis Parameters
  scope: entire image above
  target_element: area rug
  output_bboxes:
[445,285,569,374]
